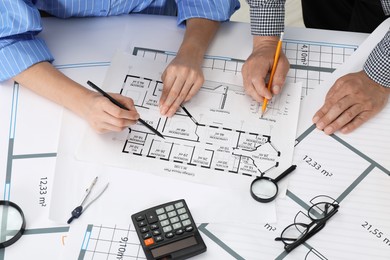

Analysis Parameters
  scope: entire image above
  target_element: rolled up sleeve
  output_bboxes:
[0,0,53,81]
[363,30,390,88]
[176,0,241,26]
[246,0,285,36]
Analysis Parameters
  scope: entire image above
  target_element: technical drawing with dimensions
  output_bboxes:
[122,76,280,177]
[76,52,302,189]
[132,38,357,100]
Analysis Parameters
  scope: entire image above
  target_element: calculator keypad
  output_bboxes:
[134,200,193,247]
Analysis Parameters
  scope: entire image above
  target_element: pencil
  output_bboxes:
[87,81,165,139]
[261,32,284,118]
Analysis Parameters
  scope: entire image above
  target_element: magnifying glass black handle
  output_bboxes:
[67,205,83,224]
[274,165,297,183]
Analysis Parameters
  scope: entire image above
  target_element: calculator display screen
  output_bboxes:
[151,236,197,258]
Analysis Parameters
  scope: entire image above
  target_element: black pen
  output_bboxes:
[87,81,164,139]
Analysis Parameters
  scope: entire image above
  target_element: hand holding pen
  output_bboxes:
[83,82,140,134]
[241,33,290,115]
[87,81,164,138]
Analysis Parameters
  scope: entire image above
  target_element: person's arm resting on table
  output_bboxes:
[0,1,139,134]
[159,18,219,117]
[313,30,390,135]
[242,0,290,102]
[13,62,140,133]
[159,0,240,117]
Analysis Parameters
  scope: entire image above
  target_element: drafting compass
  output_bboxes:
[67,176,109,224]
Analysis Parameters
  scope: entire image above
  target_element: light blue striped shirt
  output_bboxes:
[0,0,240,81]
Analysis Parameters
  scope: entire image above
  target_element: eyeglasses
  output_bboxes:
[275,201,339,253]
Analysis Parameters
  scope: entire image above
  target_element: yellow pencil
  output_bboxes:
[261,32,284,117]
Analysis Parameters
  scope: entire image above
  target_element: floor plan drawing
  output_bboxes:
[132,38,357,100]
[4,14,386,260]
[77,224,145,260]
[0,82,69,260]
[76,53,302,189]
[122,76,280,178]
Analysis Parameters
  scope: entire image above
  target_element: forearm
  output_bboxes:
[13,62,92,118]
[177,18,219,63]
[159,18,219,117]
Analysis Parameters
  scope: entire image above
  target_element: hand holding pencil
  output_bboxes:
[85,84,140,134]
[87,81,165,138]
[261,32,284,117]
[242,33,290,116]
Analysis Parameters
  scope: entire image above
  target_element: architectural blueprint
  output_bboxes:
[59,20,390,259]
[131,38,357,100]
[0,81,68,259]
[76,53,302,189]
[62,125,390,260]
[2,14,386,260]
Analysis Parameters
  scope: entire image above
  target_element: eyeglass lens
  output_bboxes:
[276,202,339,252]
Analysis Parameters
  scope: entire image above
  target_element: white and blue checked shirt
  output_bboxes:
[0,0,240,81]
[247,0,390,87]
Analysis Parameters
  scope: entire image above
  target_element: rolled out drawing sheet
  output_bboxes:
[76,52,302,187]
[47,60,284,225]
[297,18,390,169]
[50,109,276,225]
[72,51,302,219]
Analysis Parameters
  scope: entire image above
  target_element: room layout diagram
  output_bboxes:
[121,75,281,178]
[76,224,146,260]
[132,39,357,100]
[0,15,390,260]
[76,52,302,187]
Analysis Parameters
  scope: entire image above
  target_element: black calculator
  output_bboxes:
[131,199,207,260]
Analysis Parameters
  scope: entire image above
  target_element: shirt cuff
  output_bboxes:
[176,0,240,26]
[249,2,285,36]
[0,38,53,82]
[363,30,390,88]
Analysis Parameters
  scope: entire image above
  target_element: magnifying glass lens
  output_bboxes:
[251,178,278,202]
[0,201,26,248]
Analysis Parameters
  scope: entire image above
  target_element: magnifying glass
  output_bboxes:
[0,200,26,248]
[250,165,297,203]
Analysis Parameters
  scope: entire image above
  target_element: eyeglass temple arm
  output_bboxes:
[282,206,339,253]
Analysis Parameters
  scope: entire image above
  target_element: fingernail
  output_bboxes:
[312,116,319,123]
[160,106,167,115]
[273,85,281,94]
[167,109,175,118]
[324,126,333,135]
[316,122,325,129]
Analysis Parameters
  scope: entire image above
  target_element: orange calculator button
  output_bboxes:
[144,237,155,246]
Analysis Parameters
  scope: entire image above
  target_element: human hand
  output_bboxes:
[313,70,390,135]
[12,62,140,134]
[84,91,140,134]
[159,53,204,117]
[242,36,290,102]
[159,18,218,117]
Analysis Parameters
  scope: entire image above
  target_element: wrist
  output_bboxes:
[253,35,280,50]
[177,42,205,65]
